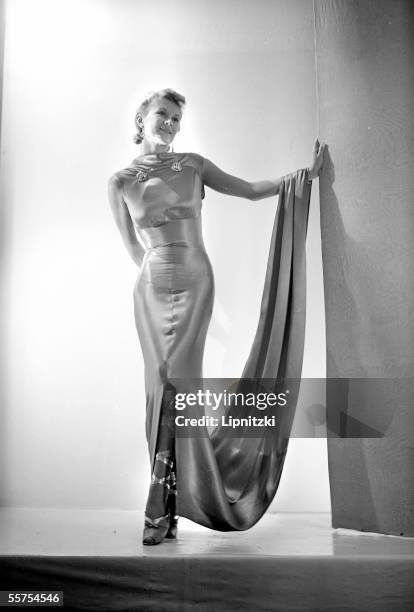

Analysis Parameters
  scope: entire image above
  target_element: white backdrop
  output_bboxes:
[0,0,329,511]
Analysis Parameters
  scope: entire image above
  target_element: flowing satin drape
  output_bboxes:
[174,168,312,530]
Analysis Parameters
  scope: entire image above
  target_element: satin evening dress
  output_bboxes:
[115,152,312,531]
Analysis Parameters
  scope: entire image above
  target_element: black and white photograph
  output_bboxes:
[0,0,413,610]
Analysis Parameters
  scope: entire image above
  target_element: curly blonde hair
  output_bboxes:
[133,88,186,145]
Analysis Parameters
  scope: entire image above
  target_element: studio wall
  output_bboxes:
[0,0,328,512]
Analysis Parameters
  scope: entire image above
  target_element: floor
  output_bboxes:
[1,508,413,557]
[1,510,413,611]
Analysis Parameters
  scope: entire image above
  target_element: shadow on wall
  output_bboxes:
[319,151,410,379]
[319,155,378,532]
[320,150,414,536]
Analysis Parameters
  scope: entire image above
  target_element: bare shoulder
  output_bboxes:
[108,170,128,199]
[108,171,124,191]
[107,171,126,207]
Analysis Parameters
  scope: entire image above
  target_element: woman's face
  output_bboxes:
[142,97,182,147]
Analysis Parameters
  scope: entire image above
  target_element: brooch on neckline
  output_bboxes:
[136,169,151,182]
[171,161,183,172]
[136,159,183,182]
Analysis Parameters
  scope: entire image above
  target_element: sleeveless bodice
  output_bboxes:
[121,152,205,248]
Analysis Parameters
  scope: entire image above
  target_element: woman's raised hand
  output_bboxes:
[308,138,326,180]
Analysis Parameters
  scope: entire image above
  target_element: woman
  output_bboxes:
[108,88,325,545]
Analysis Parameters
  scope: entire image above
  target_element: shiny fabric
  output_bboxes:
[133,217,214,470]
[120,152,311,531]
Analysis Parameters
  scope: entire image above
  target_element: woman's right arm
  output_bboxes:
[108,174,145,267]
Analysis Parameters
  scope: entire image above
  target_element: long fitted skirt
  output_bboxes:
[133,236,214,526]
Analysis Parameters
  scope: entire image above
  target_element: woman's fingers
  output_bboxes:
[308,140,327,179]
[318,144,327,170]
[317,142,326,158]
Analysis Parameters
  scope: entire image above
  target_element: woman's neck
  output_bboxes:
[140,142,172,155]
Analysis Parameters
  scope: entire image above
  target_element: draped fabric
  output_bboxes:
[119,154,311,531]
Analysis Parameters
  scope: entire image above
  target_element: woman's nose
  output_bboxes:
[164,118,173,126]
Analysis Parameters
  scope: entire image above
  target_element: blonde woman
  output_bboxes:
[108,88,325,545]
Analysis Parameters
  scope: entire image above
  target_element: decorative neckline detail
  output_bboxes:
[132,153,184,182]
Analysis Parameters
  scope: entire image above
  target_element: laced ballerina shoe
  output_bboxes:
[142,514,170,545]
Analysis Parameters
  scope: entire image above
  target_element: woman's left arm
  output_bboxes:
[203,157,281,201]
[202,139,326,201]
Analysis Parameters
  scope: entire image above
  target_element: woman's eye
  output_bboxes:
[173,118,179,123]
